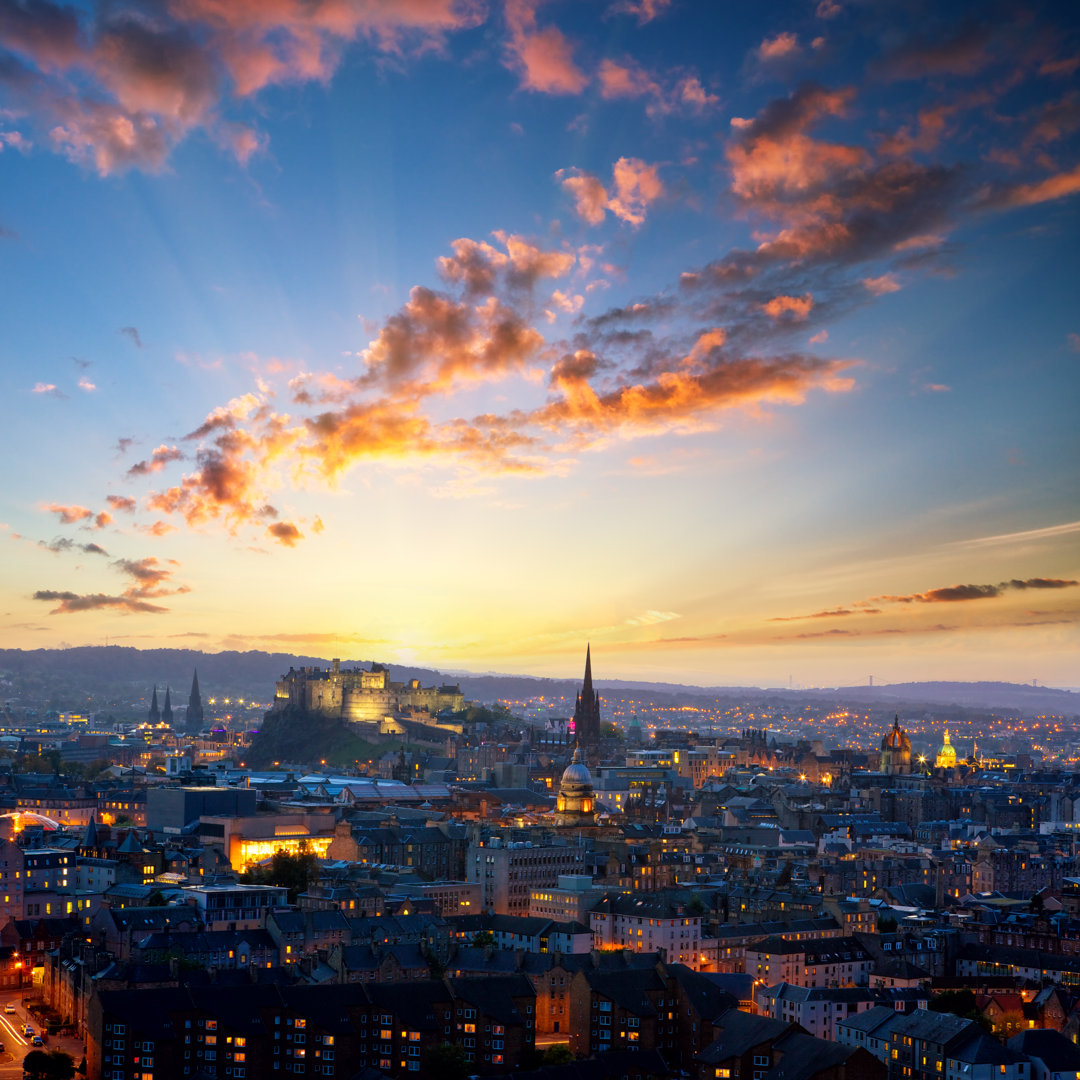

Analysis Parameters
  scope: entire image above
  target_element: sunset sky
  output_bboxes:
[1,0,1078,687]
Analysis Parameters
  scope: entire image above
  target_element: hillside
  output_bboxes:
[0,647,1076,719]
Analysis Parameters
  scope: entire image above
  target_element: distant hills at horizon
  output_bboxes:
[0,645,1077,717]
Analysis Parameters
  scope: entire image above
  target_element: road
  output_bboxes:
[0,990,85,1079]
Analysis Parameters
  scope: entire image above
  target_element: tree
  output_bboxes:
[22,1050,52,1080]
[420,1043,468,1080]
[930,990,990,1030]
[542,1045,574,1066]
[685,894,707,916]
[243,847,318,902]
[47,1052,76,1080]
[776,861,794,887]
[147,889,168,907]
[877,914,898,933]
[471,930,494,949]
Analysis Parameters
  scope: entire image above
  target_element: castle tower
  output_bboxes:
[572,645,602,748]
[148,686,160,725]
[187,668,205,732]
[162,686,173,727]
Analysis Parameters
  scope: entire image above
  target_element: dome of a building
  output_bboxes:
[935,728,957,769]
[561,746,592,786]
[554,746,597,827]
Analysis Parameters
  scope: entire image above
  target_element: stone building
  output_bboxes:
[879,717,912,775]
[554,747,597,827]
[273,659,464,722]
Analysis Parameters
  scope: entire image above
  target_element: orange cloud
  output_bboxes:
[127,444,185,477]
[762,294,814,320]
[559,157,663,227]
[987,163,1080,208]
[360,287,545,395]
[608,157,664,225]
[106,494,137,514]
[267,521,304,547]
[504,0,587,95]
[560,171,609,225]
[44,503,93,524]
[437,233,575,295]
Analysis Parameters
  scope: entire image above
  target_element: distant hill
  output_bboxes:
[0,647,1076,718]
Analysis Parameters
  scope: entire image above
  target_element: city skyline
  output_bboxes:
[1,0,1078,686]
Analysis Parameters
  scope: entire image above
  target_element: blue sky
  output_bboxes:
[0,0,1078,686]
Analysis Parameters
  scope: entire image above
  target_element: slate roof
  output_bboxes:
[698,1011,794,1064]
[447,973,535,1027]
[584,966,666,1016]
[666,964,739,1022]
[837,1005,904,1036]
[1009,1029,1080,1072]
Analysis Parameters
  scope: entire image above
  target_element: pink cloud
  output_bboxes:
[759,32,800,62]
[560,171,609,225]
[988,163,1080,208]
[0,0,482,174]
[862,273,901,295]
[558,157,663,227]
[504,0,587,95]
[43,503,93,524]
[127,444,185,477]
[606,0,671,24]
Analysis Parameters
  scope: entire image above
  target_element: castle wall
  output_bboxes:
[273,666,464,722]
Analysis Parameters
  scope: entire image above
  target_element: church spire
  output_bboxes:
[148,686,160,725]
[162,686,173,726]
[572,644,601,749]
[187,668,205,732]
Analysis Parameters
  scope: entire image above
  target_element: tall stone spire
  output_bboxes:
[162,686,173,726]
[187,668,205,732]
[148,686,160,725]
[572,644,601,748]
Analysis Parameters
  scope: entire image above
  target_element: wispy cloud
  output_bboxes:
[954,521,1080,547]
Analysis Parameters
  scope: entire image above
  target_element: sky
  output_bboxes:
[0,0,1078,689]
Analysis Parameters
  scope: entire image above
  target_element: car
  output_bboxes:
[22,1025,32,1036]
[3,1004,13,1014]
[30,1036,43,1046]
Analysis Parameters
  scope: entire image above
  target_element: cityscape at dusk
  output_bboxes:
[1,5,1080,1077]
[0,0,1077,686]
